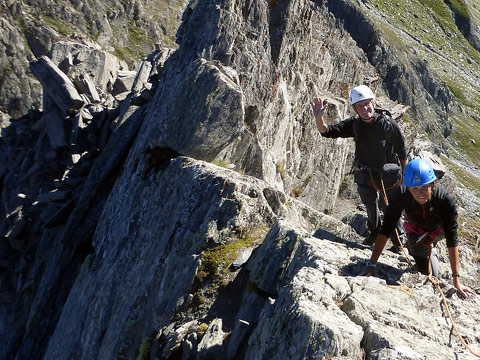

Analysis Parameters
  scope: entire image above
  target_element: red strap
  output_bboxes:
[404,220,443,238]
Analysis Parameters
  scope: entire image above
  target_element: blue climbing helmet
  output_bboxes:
[403,158,437,186]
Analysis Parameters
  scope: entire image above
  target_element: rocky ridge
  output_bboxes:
[0,0,479,360]
[0,0,189,118]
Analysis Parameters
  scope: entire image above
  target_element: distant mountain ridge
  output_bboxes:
[0,0,188,118]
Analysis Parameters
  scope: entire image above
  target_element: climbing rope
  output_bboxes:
[367,170,415,267]
[426,243,480,358]
[376,176,480,358]
[370,173,414,267]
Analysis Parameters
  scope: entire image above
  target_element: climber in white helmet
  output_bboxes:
[310,85,408,250]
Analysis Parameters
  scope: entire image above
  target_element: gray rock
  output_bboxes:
[131,60,153,94]
[245,264,364,360]
[226,292,266,360]
[112,70,137,96]
[182,332,198,360]
[142,57,245,162]
[50,40,129,93]
[29,56,84,115]
[43,108,68,149]
[40,157,279,360]
[5,217,27,249]
[36,190,68,203]
[157,320,199,359]
[110,98,139,132]
[247,220,309,297]
[230,247,253,270]
[197,318,225,360]
[73,72,101,103]
[0,111,11,135]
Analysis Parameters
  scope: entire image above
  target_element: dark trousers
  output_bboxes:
[406,233,442,277]
[357,183,404,244]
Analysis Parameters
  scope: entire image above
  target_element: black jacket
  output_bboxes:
[380,184,458,247]
[321,110,407,169]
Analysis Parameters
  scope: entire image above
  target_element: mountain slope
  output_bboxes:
[0,0,479,359]
[0,0,188,118]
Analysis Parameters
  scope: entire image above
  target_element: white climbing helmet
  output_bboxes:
[349,85,375,105]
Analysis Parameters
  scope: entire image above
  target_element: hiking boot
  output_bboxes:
[363,230,378,246]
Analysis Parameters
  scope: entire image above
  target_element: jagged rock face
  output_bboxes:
[40,187,480,360]
[142,0,376,210]
[0,15,43,117]
[246,221,480,359]
[0,0,188,118]
[1,0,480,360]
[41,158,281,360]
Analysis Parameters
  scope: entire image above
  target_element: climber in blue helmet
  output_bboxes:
[365,158,476,298]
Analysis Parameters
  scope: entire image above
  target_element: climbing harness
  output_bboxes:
[374,175,480,358]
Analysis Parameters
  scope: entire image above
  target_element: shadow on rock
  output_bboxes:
[341,260,412,286]
[312,227,368,250]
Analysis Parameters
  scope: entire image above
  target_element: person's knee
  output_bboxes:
[413,255,438,277]
[407,239,429,258]
[417,265,429,275]
[413,257,430,275]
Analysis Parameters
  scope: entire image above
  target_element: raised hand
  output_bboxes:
[310,97,328,118]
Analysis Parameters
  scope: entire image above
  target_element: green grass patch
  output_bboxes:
[421,0,480,61]
[136,336,152,360]
[153,1,183,47]
[449,114,480,167]
[371,0,480,62]
[126,23,152,59]
[383,26,410,55]
[445,0,470,20]
[444,78,469,105]
[370,0,480,148]
[111,43,133,63]
[128,23,149,46]
[440,68,480,112]
[40,15,74,37]
[198,227,267,279]
[400,109,415,124]
[441,155,480,199]
[110,22,155,64]
[191,226,268,310]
